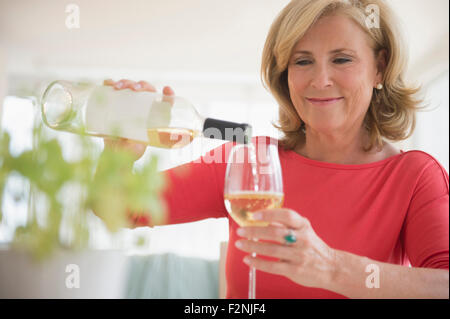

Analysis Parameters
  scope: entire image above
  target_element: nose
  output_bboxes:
[310,64,333,90]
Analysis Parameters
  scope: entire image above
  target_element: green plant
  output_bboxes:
[0,117,166,261]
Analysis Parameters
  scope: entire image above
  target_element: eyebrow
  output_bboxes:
[292,48,356,55]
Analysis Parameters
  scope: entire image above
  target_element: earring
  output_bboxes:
[376,83,383,90]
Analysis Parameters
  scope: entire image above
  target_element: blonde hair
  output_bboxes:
[261,0,423,151]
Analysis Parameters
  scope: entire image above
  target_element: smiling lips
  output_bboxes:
[306,97,344,106]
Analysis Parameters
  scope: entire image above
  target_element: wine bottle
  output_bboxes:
[41,80,252,149]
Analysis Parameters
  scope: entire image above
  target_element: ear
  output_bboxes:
[374,49,387,85]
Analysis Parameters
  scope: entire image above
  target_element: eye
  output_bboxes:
[333,58,352,64]
[296,60,312,66]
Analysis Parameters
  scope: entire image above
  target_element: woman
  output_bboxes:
[102,0,449,298]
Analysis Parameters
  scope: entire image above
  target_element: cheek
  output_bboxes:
[288,72,306,97]
[346,80,374,113]
[287,70,308,108]
[338,71,374,110]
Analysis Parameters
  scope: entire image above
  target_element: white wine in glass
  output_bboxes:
[224,141,284,299]
[224,191,284,227]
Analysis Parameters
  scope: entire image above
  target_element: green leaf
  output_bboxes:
[1,119,167,261]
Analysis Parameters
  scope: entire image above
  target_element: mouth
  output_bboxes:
[306,97,344,106]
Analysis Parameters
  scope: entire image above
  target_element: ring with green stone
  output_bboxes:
[284,229,297,245]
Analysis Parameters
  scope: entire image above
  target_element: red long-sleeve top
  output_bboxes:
[132,136,449,298]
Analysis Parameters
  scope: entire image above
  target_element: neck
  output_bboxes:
[295,125,378,165]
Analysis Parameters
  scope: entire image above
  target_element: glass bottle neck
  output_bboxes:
[201,117,252,144]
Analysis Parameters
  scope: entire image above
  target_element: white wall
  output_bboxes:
[410,71,449,171]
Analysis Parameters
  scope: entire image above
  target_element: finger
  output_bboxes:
[104,137,131,148]
[103,79,115,86]
[104,137,147,154]
[162,86,174,96]
[136,81,157,92]
[114,79,135,90]
[237,225,296,245]
[162,86,175,105]
[235,239,298,262]
[103,137,124,150]
[114,137,146,148]
[243,255,293,277]
[103,138,115,148]
[254,208,309,230]
[124,141,147,154]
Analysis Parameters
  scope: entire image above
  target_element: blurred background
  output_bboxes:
[0,0,448,298]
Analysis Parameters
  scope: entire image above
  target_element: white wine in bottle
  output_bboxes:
[146,127,200,149]
[41,81,252,148]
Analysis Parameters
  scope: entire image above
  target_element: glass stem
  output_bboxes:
[249,238,258,299]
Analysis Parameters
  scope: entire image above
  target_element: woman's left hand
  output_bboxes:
[235,208,337,290]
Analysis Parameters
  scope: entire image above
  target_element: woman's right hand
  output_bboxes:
[102,79,175,160]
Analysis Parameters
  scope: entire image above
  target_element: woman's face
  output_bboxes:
[287,14,383,136]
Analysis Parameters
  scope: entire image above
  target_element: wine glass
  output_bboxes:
[224,139,284,299]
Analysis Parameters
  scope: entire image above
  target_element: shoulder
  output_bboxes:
[382,142,445,172]
[400,149,447,170]
[398,149,449,195]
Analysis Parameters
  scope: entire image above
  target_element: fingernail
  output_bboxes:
[236,228,245,236]
[243,256,250,264]
[235,240,243,248]
[115,82,123,88]
[134,83,142,90]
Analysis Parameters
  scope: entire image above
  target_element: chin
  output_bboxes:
[307,123,343,134]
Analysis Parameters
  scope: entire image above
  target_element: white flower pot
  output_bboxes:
[0,247,129,298]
